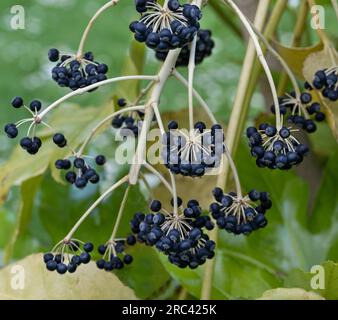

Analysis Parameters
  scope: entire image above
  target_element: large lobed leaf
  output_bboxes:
[0,254,137,300]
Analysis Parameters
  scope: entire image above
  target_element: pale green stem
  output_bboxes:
[64,175,129,241]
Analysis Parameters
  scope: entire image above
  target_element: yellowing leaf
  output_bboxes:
[273,40,323,78]
[302,46,338,142]
[257,288,324,300]
[0,254,137,300]
[0,102,113,206]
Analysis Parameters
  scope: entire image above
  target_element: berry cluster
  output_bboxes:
[96,236,136,271]
[210,188,270,235]
[155,29,215,67]
[312,68,338,101]
[271,92,325,133]
[247,125,308,170]
[48,48,108,91]
[130,198,215,269]
[55,154,106,189]
[130,0,202,51]
[43,241,93,274]
[162,121,224,177]
[4,97,43,154]
[111,98,144,137]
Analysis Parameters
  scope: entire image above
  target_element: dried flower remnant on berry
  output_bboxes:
[210,188,270,235]
[130,0,202,51]
[312,67,338,102]
[130,198,215,269]
[43,240,94,274]
[48,48,108,91]
[96,236,136,271]
[156,29,214,67]
[247,124,309,170]
[162,121,224,177]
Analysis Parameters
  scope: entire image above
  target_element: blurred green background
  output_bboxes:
[0,0,337,300]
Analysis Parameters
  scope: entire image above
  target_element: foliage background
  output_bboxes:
[0,0,337,299]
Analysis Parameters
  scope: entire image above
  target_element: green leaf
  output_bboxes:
[257,288,324,300]
[284,261,338,300]
[0,254,137,300]
[117,39,146,100]
[4,175,43,263]
[309,150,338,235]
[302,46,338,142]
[0,103,114,206]
[273,40,323,78]
[34,175,170,299]
[154,140,338,299]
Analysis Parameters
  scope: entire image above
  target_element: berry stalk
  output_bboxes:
[109,185,131,242]
[77,0,120,58]
[77,105,145,156]
[173,70,217,124]
[37,75,157,120]
[64,175,129,241]
[249,21,302,98]
[201,0,272,300]
[223,0,282,129]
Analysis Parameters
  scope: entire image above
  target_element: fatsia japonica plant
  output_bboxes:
[1,0,338,300]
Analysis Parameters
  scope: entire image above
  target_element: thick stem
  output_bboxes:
[64,175,129,241]
[77,0,119,58]
[223,0,282,129]
[109,184,130,241]
[38,75,157,120]
[128,49,181,185]
[78,105,145,156]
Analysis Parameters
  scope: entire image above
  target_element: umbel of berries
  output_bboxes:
[48,49,108,91]
[247,124,309,170]
[111,98,144,137]
[54,152,106,189]
[210,188,270,235]
[43,240,94,274]
[96,236,136,272]
[130,198,215,269]
[130,0,202,52]
[4,97,43,154]
[156,29,215,67]
[271,91,325,133]
[162,121,224,177]
[312,67,338,102]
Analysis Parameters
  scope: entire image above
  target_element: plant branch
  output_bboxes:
[128,49,181,185]
[278,0,308,95]
[172,70,217,124]
[37,75,157,120]
[250,22,302,97]
[201,0,274,300]
[78,105,145,156]
[77,0,119,58]
[64,175,129,241]
[142,163,174,195]
[223,0,282,129]
[109,184,130,241]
